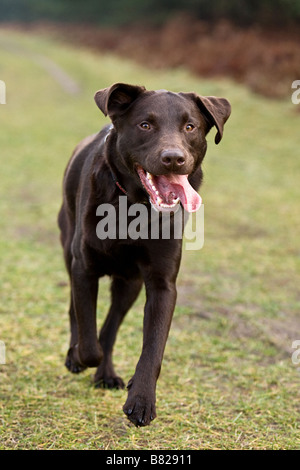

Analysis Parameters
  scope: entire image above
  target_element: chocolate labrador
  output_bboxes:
[58,83,231,426]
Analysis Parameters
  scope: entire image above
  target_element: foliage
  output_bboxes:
[0,0,300,26]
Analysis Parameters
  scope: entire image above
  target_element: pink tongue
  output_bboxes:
[157,174,202,212]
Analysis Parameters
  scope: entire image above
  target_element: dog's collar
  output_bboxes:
[103,125,127,195]
[110,169,127,195]
[104,123,114,143]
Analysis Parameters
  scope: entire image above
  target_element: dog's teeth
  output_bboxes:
[152,185,156,191]
[157,196,163,204]
[146,172,153,181]
[155,190,159,195]
[160,201,177,208]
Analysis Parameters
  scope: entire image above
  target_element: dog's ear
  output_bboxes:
[198,96,231,144]
[181,93,231,144]
[94,83,146,120]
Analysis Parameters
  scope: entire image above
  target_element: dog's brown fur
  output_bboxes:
[58,83,231,426]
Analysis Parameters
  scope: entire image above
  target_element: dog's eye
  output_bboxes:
[185,123,195,132]
[139,122,151,130]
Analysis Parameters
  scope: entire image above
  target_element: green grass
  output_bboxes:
[0,29,300,450]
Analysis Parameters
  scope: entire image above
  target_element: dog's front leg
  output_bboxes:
[123,279,177,426]
[68,258,103,368]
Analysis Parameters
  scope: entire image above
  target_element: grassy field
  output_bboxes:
[0,29,299,450]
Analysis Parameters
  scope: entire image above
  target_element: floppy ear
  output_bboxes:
[181,93,231,144]
[94,83,146,120]
[197,95,231,144]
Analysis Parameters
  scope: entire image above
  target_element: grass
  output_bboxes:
[0,28,300,450]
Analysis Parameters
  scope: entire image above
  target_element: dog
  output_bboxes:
[58,83,231,426]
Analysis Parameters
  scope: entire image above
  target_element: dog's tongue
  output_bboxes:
[157,174,202,212]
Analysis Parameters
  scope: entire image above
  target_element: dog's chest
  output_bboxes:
[91,243,143,279]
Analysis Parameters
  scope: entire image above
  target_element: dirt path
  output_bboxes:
[29,52,81,95]
[0,34,80,95]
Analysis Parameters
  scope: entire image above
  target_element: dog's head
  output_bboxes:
[94,83,231,213]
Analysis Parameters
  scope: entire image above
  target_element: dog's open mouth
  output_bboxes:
[136,165,202,213]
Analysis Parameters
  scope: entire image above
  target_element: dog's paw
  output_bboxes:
[94,375,125,390]
[123,394,156,427]
[65,346,87,374]
[94,364,125,389]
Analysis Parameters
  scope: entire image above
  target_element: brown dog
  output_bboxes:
[58,83,231,426]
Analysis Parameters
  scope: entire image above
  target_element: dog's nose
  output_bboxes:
[161,149,185,170]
